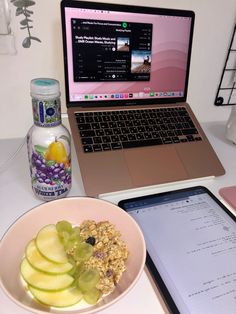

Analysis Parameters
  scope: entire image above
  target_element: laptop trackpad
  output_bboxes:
[124,146,188,187]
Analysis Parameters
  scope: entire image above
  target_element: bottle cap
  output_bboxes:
[30,78,61,127]
[30,78,60,99]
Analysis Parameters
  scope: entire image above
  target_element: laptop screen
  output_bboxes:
[61,1,194,107]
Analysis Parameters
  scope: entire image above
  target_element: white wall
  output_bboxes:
[0,0,235,139]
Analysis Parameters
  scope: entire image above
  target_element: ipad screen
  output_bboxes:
[119,186,236,314]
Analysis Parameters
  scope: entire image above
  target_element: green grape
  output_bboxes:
[56,222,83,253]
[72,226,80,235]
[64,233,82,251]
[77,268,100,292]
[83,287,101,305]
[74,242,94,262]
[59,230,70,244]
[56,220,73,234]
[69,231,83,244]
[64,238,76,252]
[67,258,76,276]
[72,262,85,279]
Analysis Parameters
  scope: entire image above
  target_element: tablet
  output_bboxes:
[118,186,236,314]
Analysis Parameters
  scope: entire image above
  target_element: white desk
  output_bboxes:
[1,120,236,314]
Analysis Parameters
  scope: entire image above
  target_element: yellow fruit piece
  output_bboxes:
[45,139,69,164]
[20,258,74,291]
[26,240,73,274]
[36,224,68,264]
[29,285,83,307]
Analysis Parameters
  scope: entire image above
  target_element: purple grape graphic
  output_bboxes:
[31,150,71,185]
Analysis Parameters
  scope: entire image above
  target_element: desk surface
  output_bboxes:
[0,120,236,314]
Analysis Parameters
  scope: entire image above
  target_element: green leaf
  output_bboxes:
[21,27,33,30]
[16,7,23,15]
[65,168,71,175]
[34,145,47,155]
[13,0,35,7]
[27,0,35,5]
[30,36,41,42]
[24,0,35,7]
[26,9,34,14]
[46,160,56,167]
[20,19,28,25]
[53,179,61,185]
[12,0,23,6]
[32,177,37,184]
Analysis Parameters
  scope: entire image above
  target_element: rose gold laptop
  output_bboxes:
[61,0,225,197]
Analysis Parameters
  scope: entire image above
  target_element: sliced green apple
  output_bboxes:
[35,224,68,264]
[20,258,74,291]
[29,285,83,307]
[26,239,73,274]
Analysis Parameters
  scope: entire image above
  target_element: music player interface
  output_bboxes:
[64,6,192,102]
[71,19,152,82]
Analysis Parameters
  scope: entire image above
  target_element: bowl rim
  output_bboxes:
[0,196,146,314]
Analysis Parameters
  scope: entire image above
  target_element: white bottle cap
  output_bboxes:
[30,78,60,99]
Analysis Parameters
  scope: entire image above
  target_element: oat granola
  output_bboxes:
[79,220,129,295]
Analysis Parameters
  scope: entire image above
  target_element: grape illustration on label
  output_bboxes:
[30,135,71,199]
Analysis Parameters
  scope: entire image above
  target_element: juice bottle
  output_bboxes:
[27,78,72,201]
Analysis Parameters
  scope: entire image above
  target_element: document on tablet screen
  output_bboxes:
[120,187,236,314]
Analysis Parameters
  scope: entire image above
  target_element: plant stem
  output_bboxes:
[23,6,31,38]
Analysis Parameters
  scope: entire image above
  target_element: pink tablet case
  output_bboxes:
[219,186,236,211]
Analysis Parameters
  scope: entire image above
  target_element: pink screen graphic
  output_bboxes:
[64,7,192,103]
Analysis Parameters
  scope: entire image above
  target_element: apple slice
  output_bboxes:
[35,224,68,264]
[29,285,83,307]
[26,240,73,274]
[20,258,74,291]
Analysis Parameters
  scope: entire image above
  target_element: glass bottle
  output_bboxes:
[27,78,72,201]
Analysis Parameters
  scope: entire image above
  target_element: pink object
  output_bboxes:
[219,186,236,211]
[0,197,146,314]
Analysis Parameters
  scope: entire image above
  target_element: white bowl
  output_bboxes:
[0,197,146,314]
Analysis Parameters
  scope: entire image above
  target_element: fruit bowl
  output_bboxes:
[0,197,146,314]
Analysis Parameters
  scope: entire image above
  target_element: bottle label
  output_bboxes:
[32,98,61,127]
[29,135,71,201]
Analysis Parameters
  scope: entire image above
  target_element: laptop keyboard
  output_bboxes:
[75,107,202,153]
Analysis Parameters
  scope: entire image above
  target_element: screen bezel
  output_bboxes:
[118,185,236,314]
[60,0,195,108]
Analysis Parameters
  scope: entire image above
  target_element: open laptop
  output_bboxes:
[60,0,225,197]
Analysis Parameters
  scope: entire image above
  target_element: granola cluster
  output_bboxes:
[79,220,129,295]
